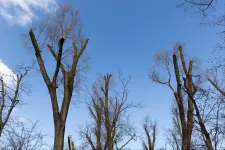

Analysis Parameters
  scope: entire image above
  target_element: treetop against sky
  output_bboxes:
[0,0,224,149]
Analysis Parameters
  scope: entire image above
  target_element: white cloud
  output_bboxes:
[0,0,57,26]
[0,59,17,86]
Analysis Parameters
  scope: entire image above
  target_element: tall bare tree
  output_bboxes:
[142,116,156,150]
[27,4,89,150]
[149,44,214,150]
[81,73,137,150]
[149,47,194,150]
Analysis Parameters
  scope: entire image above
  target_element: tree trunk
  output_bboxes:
[181,137,188,150]
[54,123,65,150]
[0,124,3,137]
[186,74,194,150]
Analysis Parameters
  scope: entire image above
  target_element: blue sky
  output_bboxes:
[0,0,224,149]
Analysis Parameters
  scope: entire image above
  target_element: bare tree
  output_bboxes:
[177,3,225,143]
[0,118,46,150]
[0,65,30,136]
[149,44,214,150]
[149,47,194,150]
[27,3,89,150]
[142,116,156,150]
[81,73,137,150]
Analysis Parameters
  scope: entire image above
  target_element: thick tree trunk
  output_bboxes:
[54,123,65,150]
[181,136,188,150]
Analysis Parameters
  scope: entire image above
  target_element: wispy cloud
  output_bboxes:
[0,59,17,85]
[0,0,57,26]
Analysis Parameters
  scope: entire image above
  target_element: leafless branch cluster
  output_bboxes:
[0,118,46,150]
[177,0,225,51]
[177,0,217,17]
[0,65,31,136]
[80,72,138,150]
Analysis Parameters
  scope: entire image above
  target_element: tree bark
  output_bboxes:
[173,54,188,150]
[54,123,65,150]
